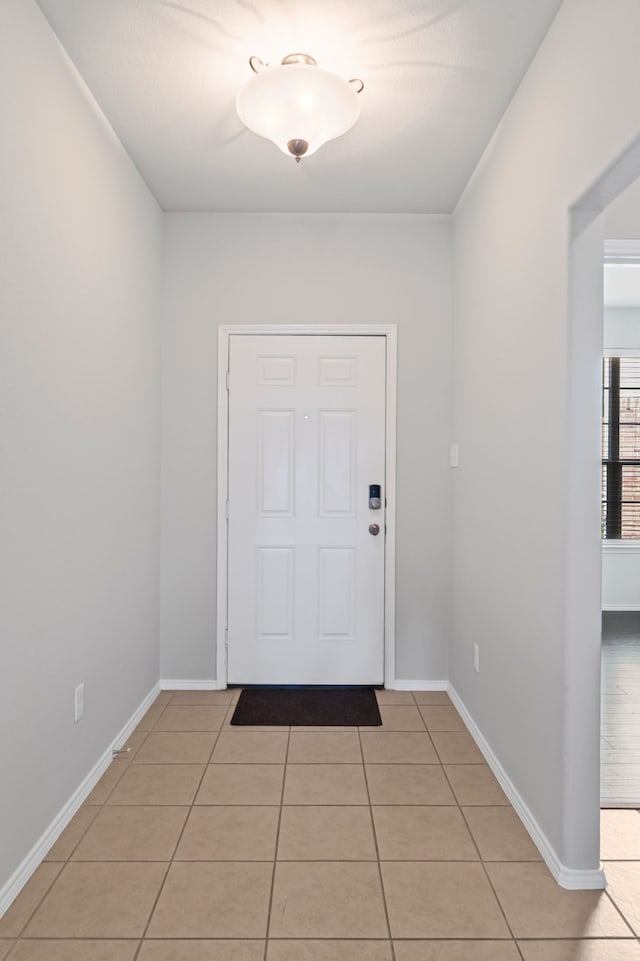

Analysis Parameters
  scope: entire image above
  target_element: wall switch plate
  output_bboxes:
[74,682,84,722]
[449,443,460,468]
[473,643,480,673]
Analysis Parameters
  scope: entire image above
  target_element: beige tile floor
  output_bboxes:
[1,689,640,960]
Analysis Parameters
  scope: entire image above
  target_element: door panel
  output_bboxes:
[257,547,294,640]
[258,411,295,515]
[227,334,385,685]
[318,548,355,640]
[319,411,356,515]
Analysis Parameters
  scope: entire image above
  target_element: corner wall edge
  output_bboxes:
[447,684,606,891]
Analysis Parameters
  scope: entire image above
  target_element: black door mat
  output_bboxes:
[230,687,382,726]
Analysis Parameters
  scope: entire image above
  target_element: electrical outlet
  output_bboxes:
[473,643,480,673]
[74,682,84,722]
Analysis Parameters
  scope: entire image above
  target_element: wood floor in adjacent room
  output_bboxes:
[1,688,640,960]
[602,611,640,808]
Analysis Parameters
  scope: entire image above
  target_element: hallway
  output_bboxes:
[1,689,639,961]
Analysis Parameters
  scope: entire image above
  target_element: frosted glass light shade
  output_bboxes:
[236,55,362,161]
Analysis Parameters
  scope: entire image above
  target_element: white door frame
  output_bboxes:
[216,324,398,689]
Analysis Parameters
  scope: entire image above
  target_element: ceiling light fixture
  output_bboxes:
[236,53,364,163]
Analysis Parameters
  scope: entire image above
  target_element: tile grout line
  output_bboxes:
[93,733,150,800]
[6,695,173,947]
[262,721,291,961]
[11,686,640,953]
[130,690,233,961]
[2,858,571,865]
[88,706,158,803]
[1,867,61,947]
[3,691,441,950]
[433,703,525,961]
[44,807,100,866]
[411,689,525,961]
[601,886,639,938]
[358,706,396,961]
[0,935,581,940]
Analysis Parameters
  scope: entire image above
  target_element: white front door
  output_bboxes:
[226,334,386,685]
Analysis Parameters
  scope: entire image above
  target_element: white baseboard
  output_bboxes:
[160,679,446,692]
[392,679,448,691]
[602,604,640,611]
[447,684,606,891]
[0,681,161,920]
[160,678,223,690]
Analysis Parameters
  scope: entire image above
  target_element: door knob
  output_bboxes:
[368,524,380,536]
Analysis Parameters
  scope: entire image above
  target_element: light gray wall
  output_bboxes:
[160,213,453,683]
[0,0,163,890]
[604,306,640,350]
[451,0,640,874]
[605,177,640,238]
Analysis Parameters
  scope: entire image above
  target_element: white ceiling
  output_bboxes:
[35,0,563,213]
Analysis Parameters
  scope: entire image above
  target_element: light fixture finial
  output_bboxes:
[287,139,309,162]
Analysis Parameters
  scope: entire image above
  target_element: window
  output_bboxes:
[602,356,640,538]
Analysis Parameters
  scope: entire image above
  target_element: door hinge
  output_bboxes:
[226,370,230,391]
[225,500,229,520]
[225,628,229,649]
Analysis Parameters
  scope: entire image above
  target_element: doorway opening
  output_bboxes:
[601,246,640,809]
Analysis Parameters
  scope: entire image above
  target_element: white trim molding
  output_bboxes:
[160,679,223,690]
[448,684,606,891]
[602,540,640,553]
[603,347,640,358]
[392,679,448,691]
[216,324,398,690]
[602,541,640,611]
[604,238,640,263]
[0,682,161,920]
